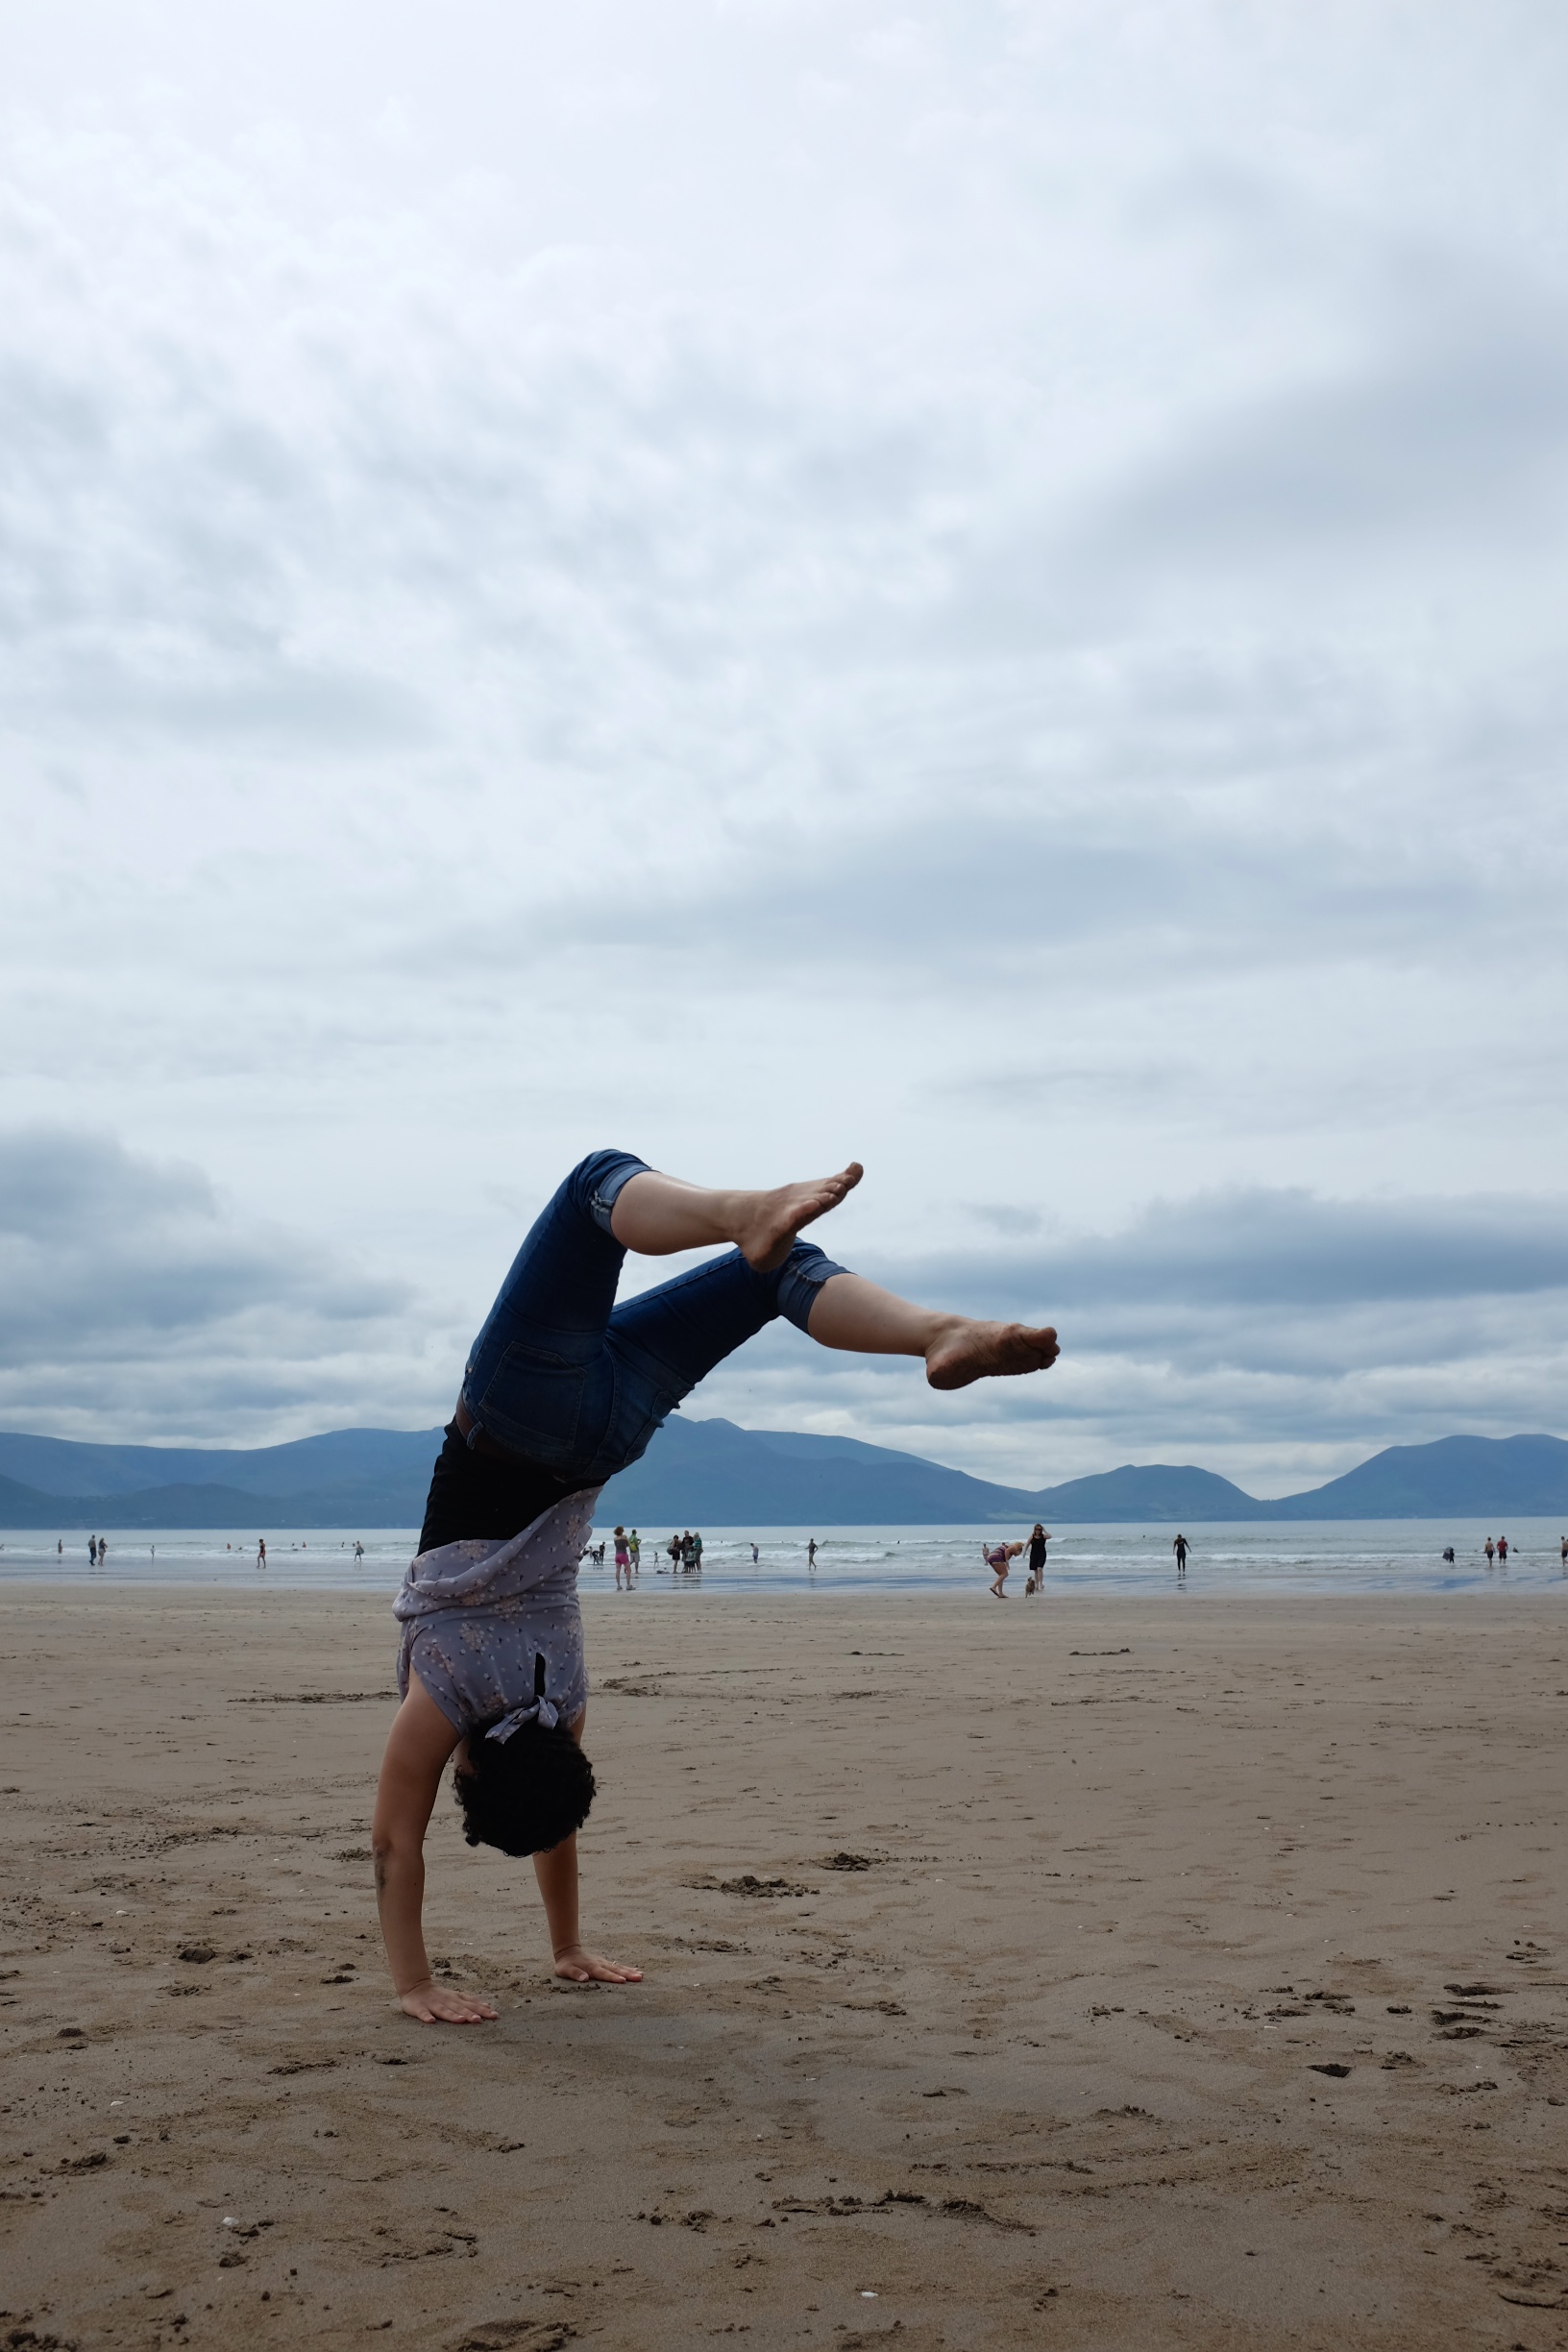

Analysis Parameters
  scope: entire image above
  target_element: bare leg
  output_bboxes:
[806,1272,1059,1391]
[611,1162,1057,1389]
[610,1163,864,1270]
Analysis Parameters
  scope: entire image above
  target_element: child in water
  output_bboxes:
[372,1151,1060,2022]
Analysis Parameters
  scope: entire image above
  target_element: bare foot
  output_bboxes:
[925,1318,1060,1391]
[733,1163,864,1270]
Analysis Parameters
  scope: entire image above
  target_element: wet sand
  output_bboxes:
[2,1583,1566,2351]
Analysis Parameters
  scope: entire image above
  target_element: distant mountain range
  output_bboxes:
[1,1421,1565,1531]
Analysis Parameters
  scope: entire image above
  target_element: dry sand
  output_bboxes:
[2,1583,1566,2352]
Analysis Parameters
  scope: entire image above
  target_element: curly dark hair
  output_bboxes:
[454,1712,597,1857]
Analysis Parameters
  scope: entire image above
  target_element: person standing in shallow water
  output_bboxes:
[1484,1537,1496,1567]
[1173,1533,1188,1578]
[372,1148,1060,2022]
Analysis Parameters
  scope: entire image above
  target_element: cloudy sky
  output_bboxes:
[3,0,1566,1492]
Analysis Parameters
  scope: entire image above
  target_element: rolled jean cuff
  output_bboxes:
[579,1149,654,1237]
[773,1240,849,1334]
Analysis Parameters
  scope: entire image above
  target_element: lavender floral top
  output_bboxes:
[392,1486,601,1735]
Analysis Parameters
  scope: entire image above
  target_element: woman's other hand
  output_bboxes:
[397,1977,499,2023]
[551,1944,644,1985]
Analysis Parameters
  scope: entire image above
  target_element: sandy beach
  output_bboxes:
[2,1583,1566,2351]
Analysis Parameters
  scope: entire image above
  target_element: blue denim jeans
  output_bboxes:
[460,1150,848,1482]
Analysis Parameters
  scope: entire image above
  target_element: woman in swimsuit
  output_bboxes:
[983,1539,1022,1597]
[373,1149,1060,2023]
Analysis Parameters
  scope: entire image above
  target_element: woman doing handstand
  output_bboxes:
[373,1150,1059,2023]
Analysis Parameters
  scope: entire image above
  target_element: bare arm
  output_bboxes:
[371,1679,496,2023]
[536,1710,643,1986]
[534,1836,643,1985]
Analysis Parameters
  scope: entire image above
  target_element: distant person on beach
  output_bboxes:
[87,1536,97,1564]
[751,1542,759,1564]
[1025,1522,1048,1594]
[371,1147,1060,2021]
[691,1530,703,1571]
[257,1538,267,1567]
[628,1531,640,1574]
[1561,1535,1567,1565]
[613,1526,630,1588]
[1442,1546,1456,1564]
[1173,1533,1188,1577]
[667,1533,680,1571]
[1497,1534,1508,1561]
[807,1536,819,1569]
[1484,1537,1496,1566]
[983,1538,1022,1597]
[679,1529,695,1570]
[98,1537,107,1564]
[57,1538,62,1557]
[354,1540,365,1563]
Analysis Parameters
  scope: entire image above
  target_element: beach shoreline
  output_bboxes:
[2,1583,1565,2348]
[6,1515,1566,1597]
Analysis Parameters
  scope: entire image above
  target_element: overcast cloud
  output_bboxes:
[0,1128,428,1441]
[1,1,1565,1488]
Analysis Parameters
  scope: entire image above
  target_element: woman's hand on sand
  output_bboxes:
[552,1944,644,1985]
[397,1978,499,2023]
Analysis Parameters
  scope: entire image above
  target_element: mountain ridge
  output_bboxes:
[0,1423,1564,1528]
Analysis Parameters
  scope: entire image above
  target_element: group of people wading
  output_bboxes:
[665,1528,703,1575]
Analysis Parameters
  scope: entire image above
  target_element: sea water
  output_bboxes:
[2,1520,1564,1596]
